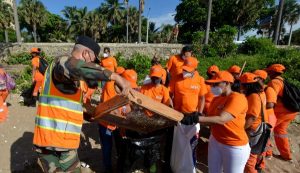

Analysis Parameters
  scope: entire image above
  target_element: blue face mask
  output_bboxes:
[211,86,223,96]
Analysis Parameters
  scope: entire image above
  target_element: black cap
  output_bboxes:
[181,45,193,53]
[75,36,100,58]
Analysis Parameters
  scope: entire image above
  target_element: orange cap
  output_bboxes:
[206,71,234,83]
[228,65,241,74]
[30,47,40,53]
[122,69,138,88]
[254,70,268,80]
[240,72,259,84]
[182,57,198,72]
[207,65,220,74]
[116,66,125,75]
[150,65,164,78]
[266,64,285,74]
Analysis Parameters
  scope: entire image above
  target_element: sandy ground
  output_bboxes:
[0,94,299,173]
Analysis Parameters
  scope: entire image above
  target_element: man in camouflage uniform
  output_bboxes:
[33,36,131,173]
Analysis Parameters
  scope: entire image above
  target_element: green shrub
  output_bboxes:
[11,66,32,93]
[239,37,277,55]
[210,25,238,57]
[191,31,205,55]
[116,53,152,84]
[6,52,32,65]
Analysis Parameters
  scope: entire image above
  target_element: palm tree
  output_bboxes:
[18,0,47,42]
[283,0,300,45]
[61,6,78,39]
[0,0,13,43]
[103,0,124,25]
[128,6,139,42]
[76,7,89,36]
[274,0,285,44]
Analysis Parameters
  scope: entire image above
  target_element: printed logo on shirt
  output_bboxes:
[190,85,200,90]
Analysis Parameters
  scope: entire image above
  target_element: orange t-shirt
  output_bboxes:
[141,83,170,105]
[208,92,249,146]
[204,84,215,114]
[141,83,170,117]
[170,74,208,113]
[166,54,184,79]
[31,56,44,81]
[268,77,297,114]
[101,56,117,72]
[101,81,117,102]
[100,81,117,130]
[246,92,268,131]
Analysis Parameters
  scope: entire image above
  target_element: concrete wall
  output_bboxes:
[0,43,185,60]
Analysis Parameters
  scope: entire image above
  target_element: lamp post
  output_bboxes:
[146,8,151,44]
[125,0,129,43]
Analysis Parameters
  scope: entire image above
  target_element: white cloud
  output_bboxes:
[150,12,176,29]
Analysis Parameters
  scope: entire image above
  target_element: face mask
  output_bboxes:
[211,86,223,96]
[183,71,193,78]
[103,53,109,58]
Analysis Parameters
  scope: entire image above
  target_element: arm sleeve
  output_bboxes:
[53,57,112,88]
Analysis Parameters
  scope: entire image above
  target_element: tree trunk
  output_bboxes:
[33,24,37,43]
[237,26,242,41]
[274,0,285,44]
[4,29,9,43]
[12,0,21,43]
[204,0,212,44]
[288,24,293,46]
[138,0,142,43]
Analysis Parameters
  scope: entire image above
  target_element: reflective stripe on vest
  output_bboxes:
[39,95,82,113]
[35,116,81,135]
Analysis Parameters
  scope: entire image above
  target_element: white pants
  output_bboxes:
[208,135,250,173]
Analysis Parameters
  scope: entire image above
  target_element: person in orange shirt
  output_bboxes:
[240,73,268,173]
[204,65,220,114]
[134,65,172,173]
[198,71,250,173]
[101,47,117,72]
[228,65,241,92]
[143,55,168,86]
[169,57,207,172]
[266,64,298,161]
[31,47,45,106]
[166,46,193,87]
[97,68,125,173]
[254,69,277,159]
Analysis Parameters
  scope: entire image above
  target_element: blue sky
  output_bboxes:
[16,0,300,40]
[16,0,179,28]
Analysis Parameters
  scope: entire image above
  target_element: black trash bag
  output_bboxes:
[20,82,36,106]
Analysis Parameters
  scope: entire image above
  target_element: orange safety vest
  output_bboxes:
[33,61,83,149]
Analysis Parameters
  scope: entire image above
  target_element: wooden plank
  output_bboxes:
[94,95,129,119]
[93,89,184,133]
[127,90,184,121]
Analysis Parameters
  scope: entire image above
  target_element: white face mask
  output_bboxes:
[211,86,223,96]
[183,71,193,78]
[103,53,109,58]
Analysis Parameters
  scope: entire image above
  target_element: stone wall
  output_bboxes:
[0,43,185,60]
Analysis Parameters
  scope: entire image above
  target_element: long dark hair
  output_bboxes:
[242,82,263,96]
